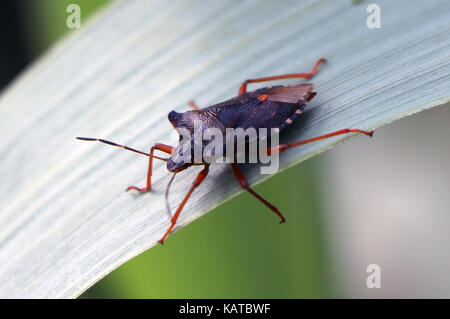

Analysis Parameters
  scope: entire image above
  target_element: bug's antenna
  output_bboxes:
[76,137,168,161]
[165,172,177,219]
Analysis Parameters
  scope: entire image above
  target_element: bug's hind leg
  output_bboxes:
[159,164,210,244]
[231,163,285,223]
[268,128,373,155]
[238,58,326,95]
[127,143,174,193]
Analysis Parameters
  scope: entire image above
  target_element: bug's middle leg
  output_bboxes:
[127,143,174,193]
[231,163,285,223]
[238,58,326,95]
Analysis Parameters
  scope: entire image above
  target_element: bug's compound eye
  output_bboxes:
[166,140,193,172]
[178,145,184,156]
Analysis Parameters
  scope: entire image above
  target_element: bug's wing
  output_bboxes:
[216,84,316,131]
[263,84,315,104]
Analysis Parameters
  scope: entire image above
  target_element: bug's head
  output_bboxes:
[166,110,221,172]
[166,140,194,172]
[166,110,198,172]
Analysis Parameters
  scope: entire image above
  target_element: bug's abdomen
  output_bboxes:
[213,84,316,133]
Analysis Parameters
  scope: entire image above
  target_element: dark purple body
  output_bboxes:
[166,84,316,172]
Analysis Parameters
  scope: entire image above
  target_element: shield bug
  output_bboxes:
[77,58,373,244]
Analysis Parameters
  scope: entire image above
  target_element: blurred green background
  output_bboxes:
[10,0,331,298]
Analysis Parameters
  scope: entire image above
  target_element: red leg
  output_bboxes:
[188,100,201,110]
[231,163,285,223]
[238,58,326,95]
[268,128,373,155]
[159,165,210,244]
[127,143,174,193]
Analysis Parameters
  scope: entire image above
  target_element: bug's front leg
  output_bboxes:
[267,128,373,155]
[238,58,326,95]
[188,100,201,110]
[231,163,285,223]
[127,143,174,193]
[159,164,210,244]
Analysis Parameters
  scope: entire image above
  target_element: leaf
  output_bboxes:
[0,0,449,298]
